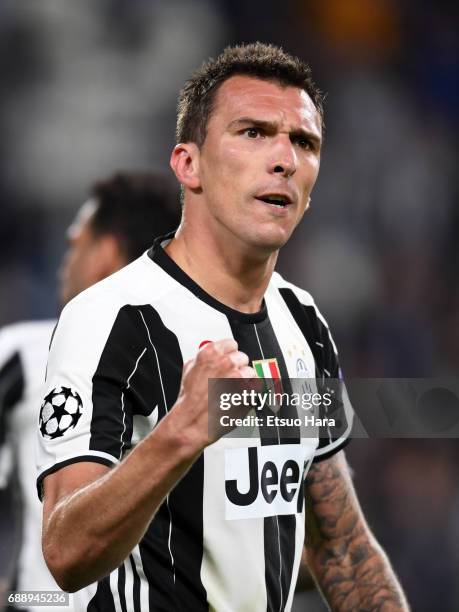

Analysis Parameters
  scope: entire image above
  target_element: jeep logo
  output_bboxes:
[224,444,311,520]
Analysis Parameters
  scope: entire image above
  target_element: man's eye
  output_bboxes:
[245,127,262,138]
[294,137,311,150]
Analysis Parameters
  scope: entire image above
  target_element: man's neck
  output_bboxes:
[165,226,278,314]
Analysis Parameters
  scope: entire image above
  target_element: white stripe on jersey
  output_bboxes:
[110,567,123,612]
[253,323,266,359]
[125,556,135,612]
[201,438,268,612]
[166,494,175,584]
[132,545,150,611]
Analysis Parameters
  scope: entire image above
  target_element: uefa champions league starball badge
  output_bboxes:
[39,387,83,439]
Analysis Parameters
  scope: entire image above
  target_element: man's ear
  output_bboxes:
[170,143,201,191]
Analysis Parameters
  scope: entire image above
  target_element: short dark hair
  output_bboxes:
[176,42,324,147]
[90,171,180,262]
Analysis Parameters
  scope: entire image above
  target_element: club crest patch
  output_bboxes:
[296,358,310,378]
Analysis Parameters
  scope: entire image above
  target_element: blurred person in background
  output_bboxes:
[0,171,180,612]
[37,43,408,611]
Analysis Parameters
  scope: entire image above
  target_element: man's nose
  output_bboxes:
[268,136,297,177]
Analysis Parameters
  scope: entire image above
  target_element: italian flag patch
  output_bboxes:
[252,358,283,396]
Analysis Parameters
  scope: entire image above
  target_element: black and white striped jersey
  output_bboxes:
[0,320,78,612]
[37,236,353,612]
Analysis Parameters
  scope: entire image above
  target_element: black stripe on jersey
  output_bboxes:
[129,554,141,612]
[118,563,127,612]
[36,455,116,501]
[135,305,208,611]
[0,351,25,444]
[87,575,116,612]
[89,305,164,460]
[227,316,298,612]
[278,288,351,461]
[166,456,208,611]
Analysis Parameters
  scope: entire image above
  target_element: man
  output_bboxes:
[0,171,180,611]
[38,44,409,611]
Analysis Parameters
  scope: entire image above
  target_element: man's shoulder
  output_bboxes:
[54,253,177,354]
[269,271,334,334]
[270,271,316,308]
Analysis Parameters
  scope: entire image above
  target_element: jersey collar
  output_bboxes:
[147,233,268,324]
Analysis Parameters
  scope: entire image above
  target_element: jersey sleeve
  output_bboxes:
[276,282,354,462]
[36,297,154,500]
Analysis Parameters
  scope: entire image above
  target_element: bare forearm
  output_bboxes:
[305,453,409,611]
[43,414,200,591]
[307,532,408,611]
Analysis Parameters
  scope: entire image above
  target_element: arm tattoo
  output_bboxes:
[304,452,409,611]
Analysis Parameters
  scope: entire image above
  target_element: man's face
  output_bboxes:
[58,201,102,305]
[197,75,322,253]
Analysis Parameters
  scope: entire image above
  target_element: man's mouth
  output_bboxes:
[255,194,292,208]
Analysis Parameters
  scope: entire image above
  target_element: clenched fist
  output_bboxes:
[167,339,256,451]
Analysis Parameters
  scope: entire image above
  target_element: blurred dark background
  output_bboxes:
[0,1,458,610]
